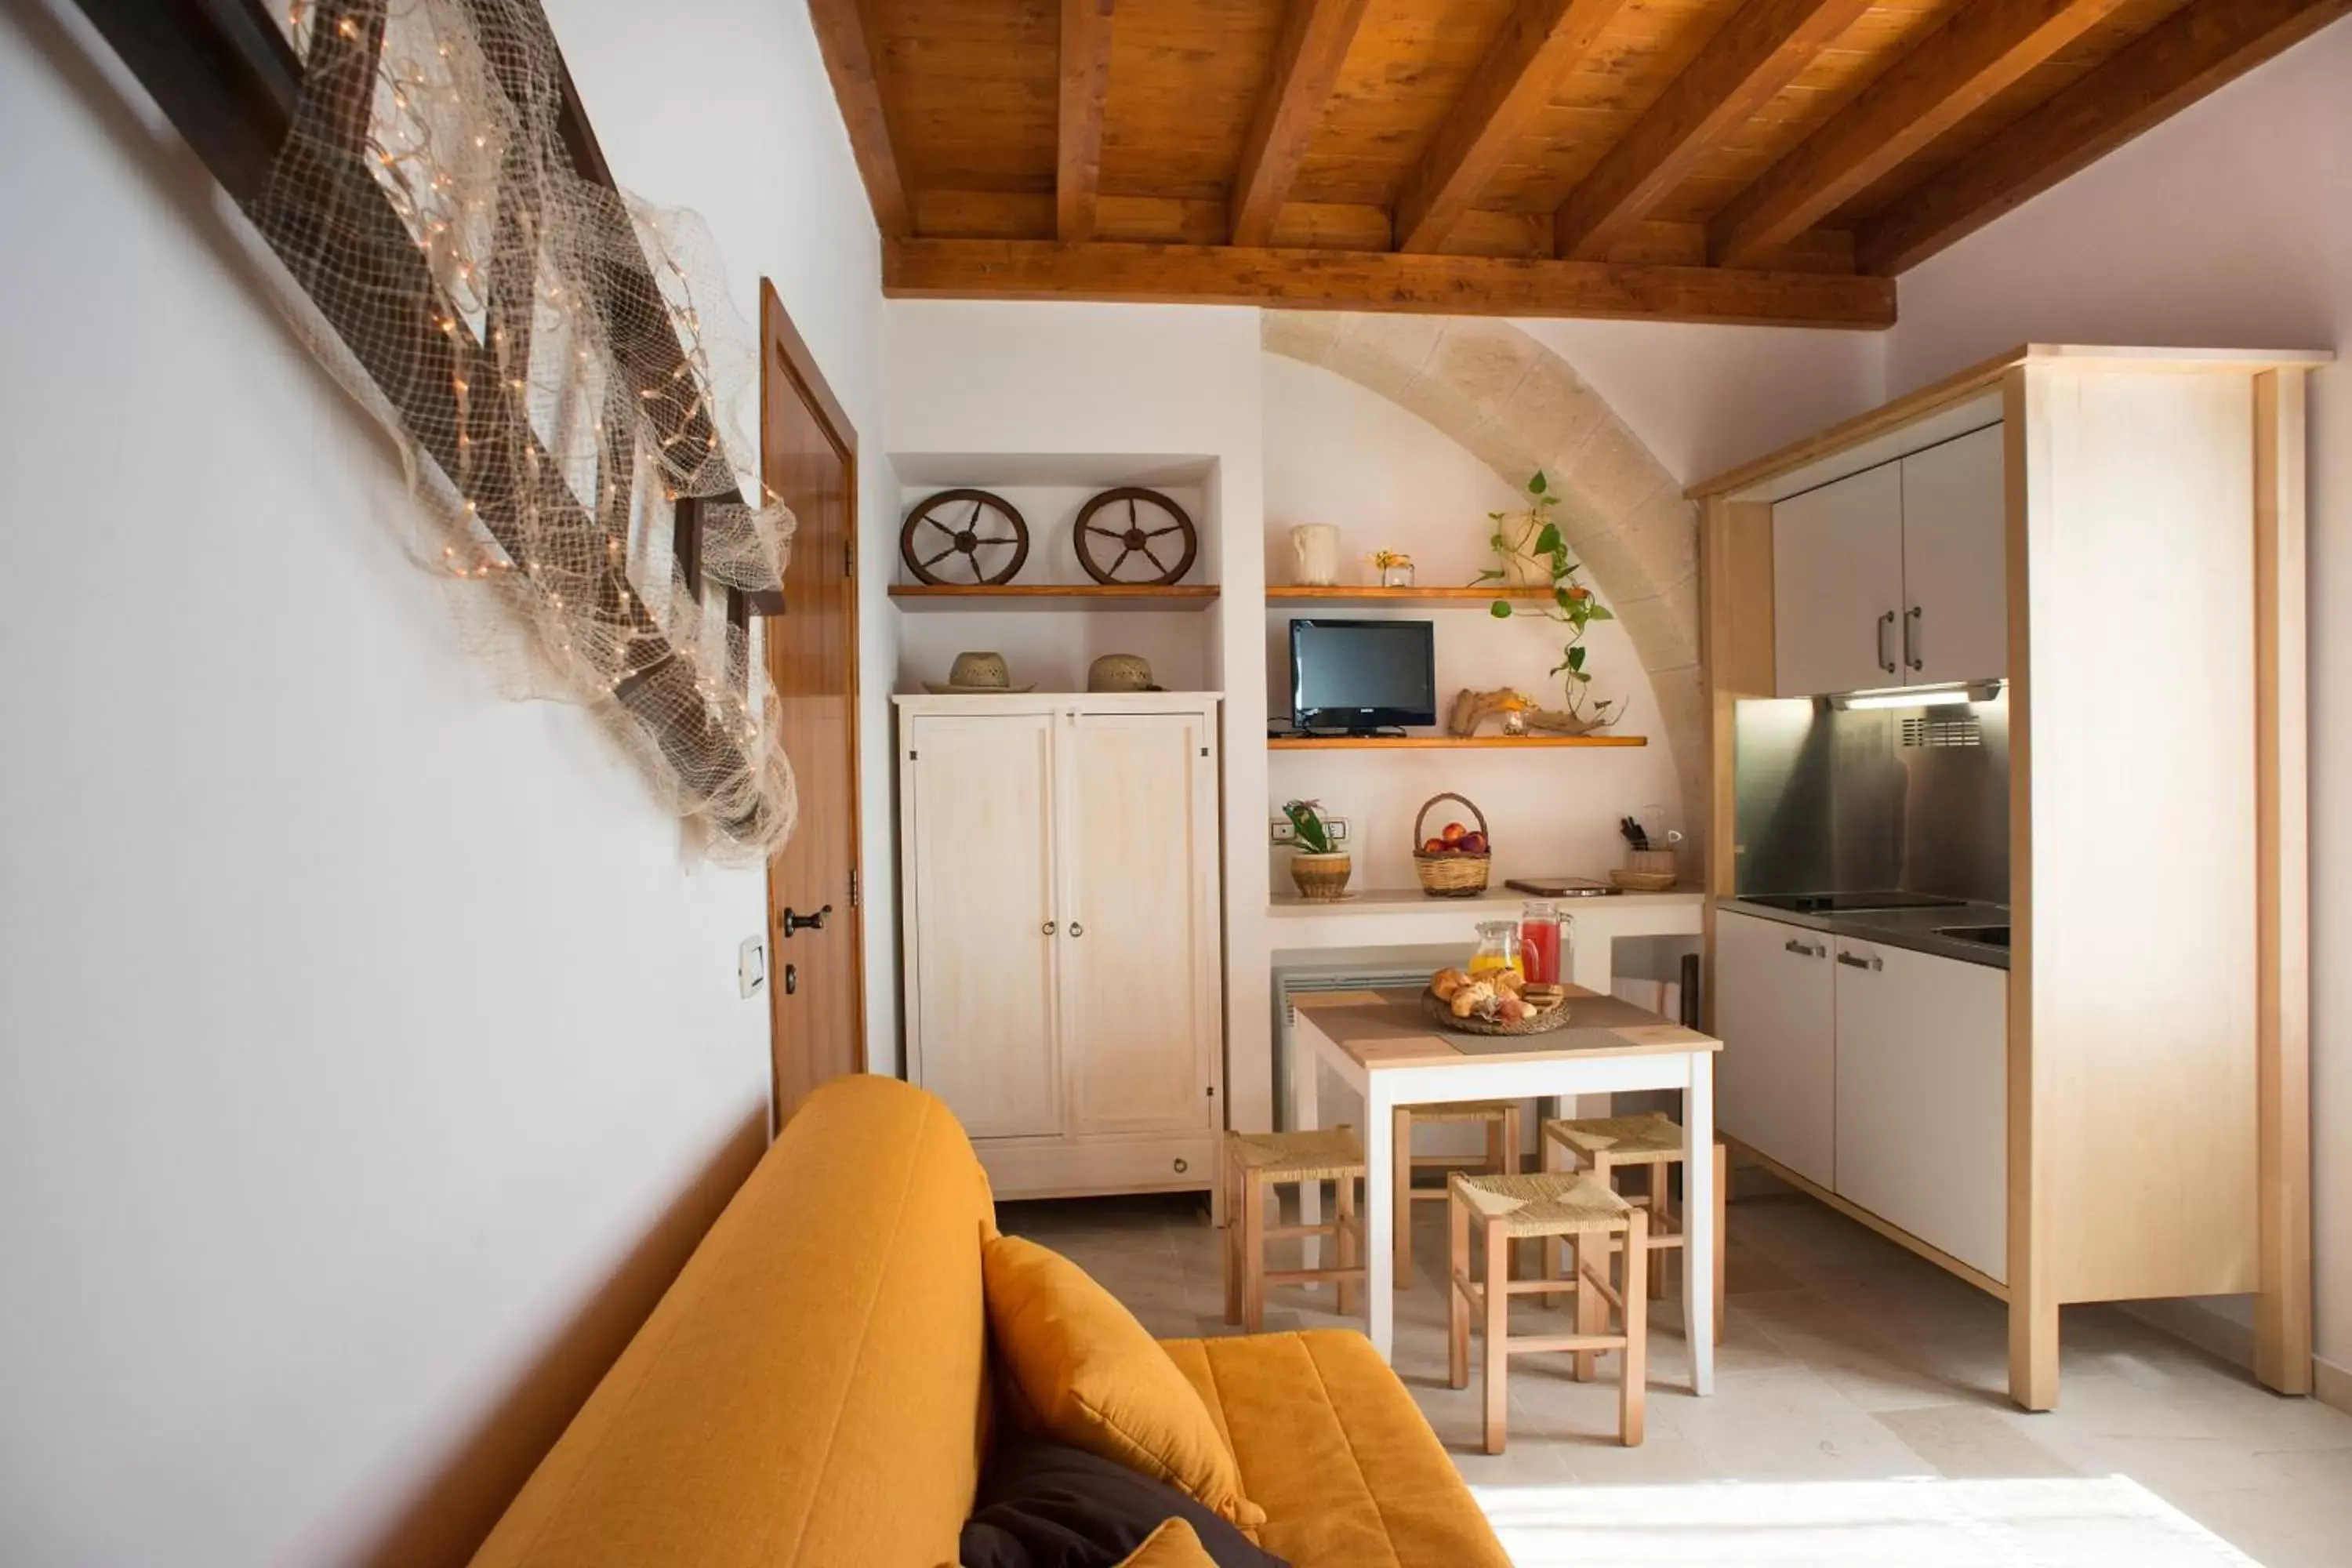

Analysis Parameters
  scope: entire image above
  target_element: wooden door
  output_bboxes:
[1715,910,1836,1188]
[1057,708,1220,1138]
[1772,463,1904,697]
[1900,423,2008,684]
[760,279,864,1127]
[1833,941,2008,1282]
[903,710,1063,1139]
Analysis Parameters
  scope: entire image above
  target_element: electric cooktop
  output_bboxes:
[1742,891,1969,915]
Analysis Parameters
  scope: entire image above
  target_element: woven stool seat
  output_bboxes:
[1448,1171,1632,1238]
[1411,1100,1515,1126]
[1542,1111,1685,1165]
[1225,1128,1367,1182]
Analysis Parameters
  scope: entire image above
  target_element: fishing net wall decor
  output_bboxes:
[260,0,797,861]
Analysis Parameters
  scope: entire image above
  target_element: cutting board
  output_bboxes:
[1503,875,1621,898]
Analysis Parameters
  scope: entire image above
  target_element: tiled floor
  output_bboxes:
[998,1185,2352,1566]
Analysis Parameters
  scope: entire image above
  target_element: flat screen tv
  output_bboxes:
[1289,619,1437,733]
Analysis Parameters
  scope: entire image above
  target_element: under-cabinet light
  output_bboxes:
[1831,681,2001,711]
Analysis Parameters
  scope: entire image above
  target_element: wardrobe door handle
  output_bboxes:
[1041,921,1057,936]
[1877,610,1897,674]
[1904,605,1924,672]
[1068,921,1085,938]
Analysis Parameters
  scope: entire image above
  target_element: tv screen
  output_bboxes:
[1290,619,1436,731]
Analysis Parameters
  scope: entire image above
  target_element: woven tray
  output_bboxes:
[1422,989,1573,1036]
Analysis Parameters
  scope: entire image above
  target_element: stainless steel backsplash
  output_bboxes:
[1732,693,2009,903]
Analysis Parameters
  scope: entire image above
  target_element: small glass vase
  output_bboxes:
[1379,561,1415,588]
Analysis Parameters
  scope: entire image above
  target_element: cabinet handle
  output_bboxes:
[1172,1157,1189,1174]
[1041,920,1057,936]
[1784,938,1826,958]
[1069,921,1085,938]
[1876,610,1897,674]
[1904,605,1924,672]
[1836,950,1883,971]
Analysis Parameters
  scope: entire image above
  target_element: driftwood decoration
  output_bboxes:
[1446,687,1534,738]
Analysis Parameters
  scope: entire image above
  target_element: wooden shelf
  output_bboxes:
[1265,585,1553,608]
[889,583,1219,612]
[1268,734,1646,750]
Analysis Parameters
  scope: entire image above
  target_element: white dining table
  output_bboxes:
[1289,985,1722,1394]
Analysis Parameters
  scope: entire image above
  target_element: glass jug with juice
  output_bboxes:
[1468,920,1523,979]
[1519,901,1571,986]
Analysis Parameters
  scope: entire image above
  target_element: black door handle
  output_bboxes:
[780,904,831,937]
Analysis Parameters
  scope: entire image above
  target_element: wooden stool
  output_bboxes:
[1222,1129,1368,1333]
[1448,1171,1648,1451]
[1393,1101,1520,1286]
[1541,1112,1726,1344]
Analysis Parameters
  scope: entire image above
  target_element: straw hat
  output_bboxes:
[924,651,1034,695]
[1087,653,1162,693]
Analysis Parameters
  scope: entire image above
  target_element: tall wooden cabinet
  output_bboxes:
[895,693,1224,1200]
[1700,345,2324,1410]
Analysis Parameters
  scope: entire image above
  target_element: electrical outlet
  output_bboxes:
[738,934,767,998]
[1270,816,1298,846]
[1272,815,1348,845]
[1326,816,1349,844]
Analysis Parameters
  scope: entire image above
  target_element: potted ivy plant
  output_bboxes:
[1283,799,1352,901]
[1474,470,1621,734]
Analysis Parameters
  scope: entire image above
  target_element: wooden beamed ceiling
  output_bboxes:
[813,0,2350,326]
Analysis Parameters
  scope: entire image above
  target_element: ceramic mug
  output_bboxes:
[1290,524,1341,586]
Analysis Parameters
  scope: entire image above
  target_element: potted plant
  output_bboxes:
[1283,799,1352,901]
[1475,470,1621,734]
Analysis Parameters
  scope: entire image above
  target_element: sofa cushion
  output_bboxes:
[984,1236,1265,1529]
[957,1442,1287,1568]
[1117,1519,1221,1567]
[1158,1331,1511,1568]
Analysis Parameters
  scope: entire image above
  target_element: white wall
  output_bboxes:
[0,2,887,1563]
[1515,317,1885,488]
[1875,15,2351,1383]
[1262,355,1686,884]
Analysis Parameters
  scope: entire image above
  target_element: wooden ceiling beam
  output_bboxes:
[882,238,1896,328]
[1553,0,1874,262]
[1058,0,1118,241]
[1711,0,2132,269]
[1393,0,1628,254]
[1858,0,2352,275]
[807,0,910,238]
[1230,0,1374,248]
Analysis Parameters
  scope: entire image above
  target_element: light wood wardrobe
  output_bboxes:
[1693,346,2322,1410]
[894,691,1224,1200]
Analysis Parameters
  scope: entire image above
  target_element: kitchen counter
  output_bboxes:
[1718,897,2011,970]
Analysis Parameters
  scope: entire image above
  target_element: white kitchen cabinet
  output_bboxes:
[1832,940,2008,1283]
[898,694,1223,1198]
[1713,909,1837,1189]
[1898,424,2009,684]
[1772,462,1904,698]
[1770,423,2007,697]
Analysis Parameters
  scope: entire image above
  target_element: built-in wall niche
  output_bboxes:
[887,454,1220,694]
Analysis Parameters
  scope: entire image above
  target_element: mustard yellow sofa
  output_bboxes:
[470,1076,1510,1567]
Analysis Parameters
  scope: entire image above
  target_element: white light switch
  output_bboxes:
[738,934,767,998]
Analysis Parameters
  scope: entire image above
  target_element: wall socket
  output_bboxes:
[1270,815,1348,846]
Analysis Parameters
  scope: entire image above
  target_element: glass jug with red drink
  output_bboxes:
[1519,901,1573,986]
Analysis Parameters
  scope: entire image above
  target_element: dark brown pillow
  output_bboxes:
[959,1442,1289,1568]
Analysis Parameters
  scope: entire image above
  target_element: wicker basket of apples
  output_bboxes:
[1412,793,1491,897]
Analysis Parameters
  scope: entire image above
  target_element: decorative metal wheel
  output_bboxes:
[1073,488,1199,586]
[899,488,1030,585]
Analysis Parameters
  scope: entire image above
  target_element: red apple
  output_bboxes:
[1422,837,1447,855]
[1460,831,1488,856]
[1442,822,1467,845]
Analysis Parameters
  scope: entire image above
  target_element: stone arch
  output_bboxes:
[1262,310,1708,851]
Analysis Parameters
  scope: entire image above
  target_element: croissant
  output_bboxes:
[1449,981,1496,1018]
[1430,967,1472,1001]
